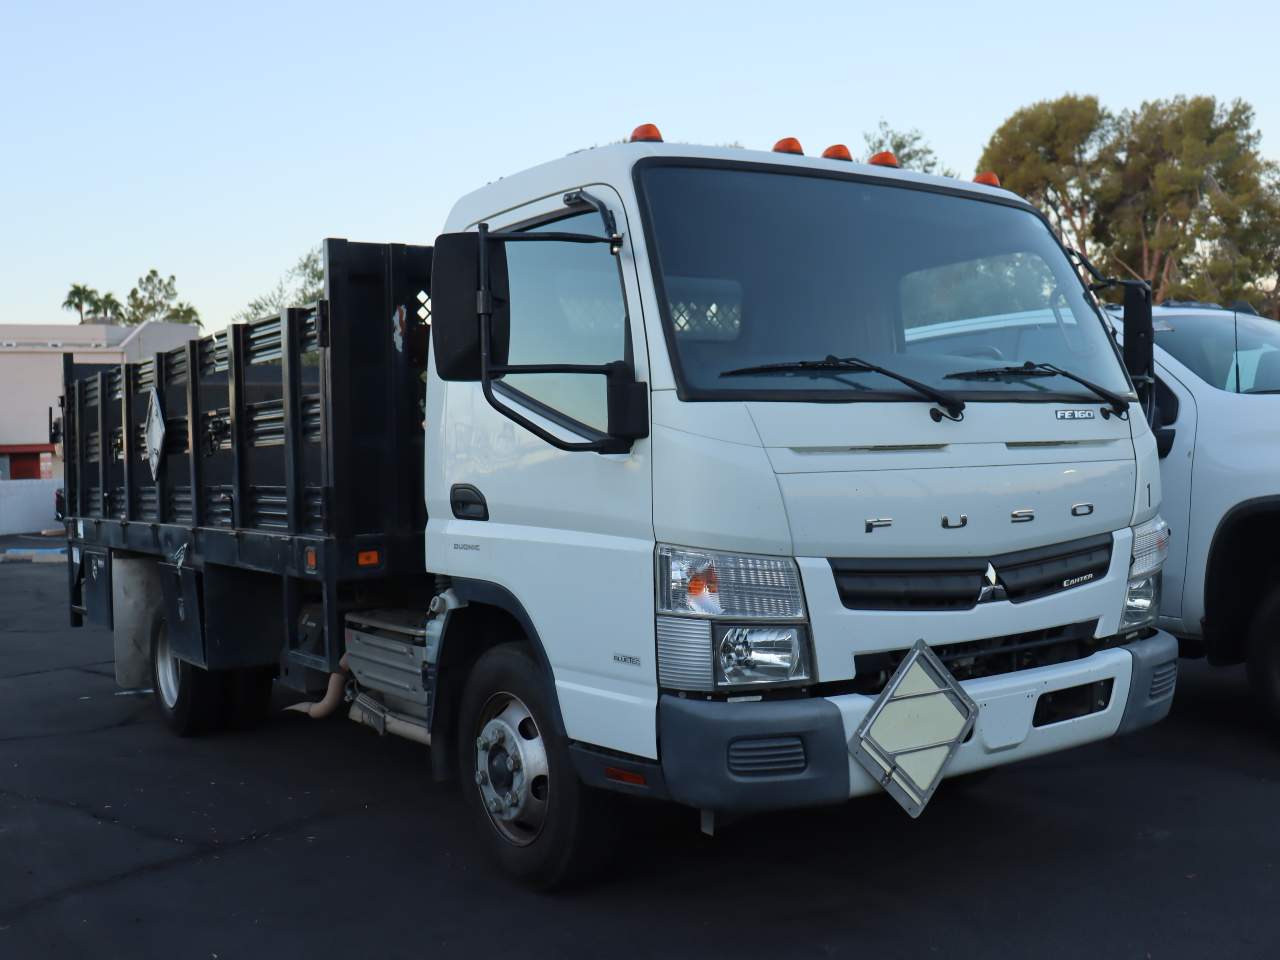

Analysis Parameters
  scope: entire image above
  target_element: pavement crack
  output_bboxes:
[0,705,151,744]
[0,660,115,681]
[0,801,383,925]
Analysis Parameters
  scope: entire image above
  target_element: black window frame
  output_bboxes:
[487,205,635,441]
[631,156,1135,405]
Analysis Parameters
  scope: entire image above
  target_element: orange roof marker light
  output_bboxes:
[822,144,853,161]
[630,123,664,143]
[973,171,1002,187]
[772,137,804,155]
[867,150,900,168]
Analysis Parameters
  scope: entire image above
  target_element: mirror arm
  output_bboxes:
[563,189,624,254]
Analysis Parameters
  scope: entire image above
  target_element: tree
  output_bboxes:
[1094,96,1280,307]
[123,269,201,326]
[862,120,956,177]
[62,283,99,324]
[977,94,1112,257]
[90,291,125,323]
[232,246,324,324]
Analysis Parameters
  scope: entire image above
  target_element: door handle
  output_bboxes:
[450,484,488,521]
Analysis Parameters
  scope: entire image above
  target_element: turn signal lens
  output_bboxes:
[974,171,1002,187]
[656,545,806,619]
[357,549,381,567]
[867,150,900,168]
[629,123,664,143]
[772,137,804,155]
[304,546,318,573]
[822,143,853,161]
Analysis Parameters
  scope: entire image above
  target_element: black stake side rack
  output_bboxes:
[62,239,432,675]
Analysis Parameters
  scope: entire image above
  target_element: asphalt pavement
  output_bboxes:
[2,551,1279,959]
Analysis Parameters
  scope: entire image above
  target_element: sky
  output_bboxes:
[3,0,1279,332]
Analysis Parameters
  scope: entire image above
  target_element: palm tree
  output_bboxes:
[62,284,99,324]
[96,292,124,323]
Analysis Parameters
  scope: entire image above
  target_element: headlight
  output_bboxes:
[1120,572,1162,632]
[1121,516,1170,632]
[716,624,812,687]
[655,545,812,692]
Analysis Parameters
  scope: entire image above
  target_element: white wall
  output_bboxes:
[0,478,61,534]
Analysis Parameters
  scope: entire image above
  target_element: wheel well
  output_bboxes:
[430,602,549,782]
[1204,501,1280,665]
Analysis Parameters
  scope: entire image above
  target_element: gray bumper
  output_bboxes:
[1116,629,1179,735]
[658,630,1179,813]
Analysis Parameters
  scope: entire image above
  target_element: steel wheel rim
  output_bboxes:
[155,624,180,709]
[472,692,551,846]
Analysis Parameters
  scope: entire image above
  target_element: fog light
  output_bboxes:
[715,625,811,687]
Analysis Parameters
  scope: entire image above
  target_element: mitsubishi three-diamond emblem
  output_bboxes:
[977,562,1007,603]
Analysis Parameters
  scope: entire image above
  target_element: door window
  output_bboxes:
[498,212,628,432]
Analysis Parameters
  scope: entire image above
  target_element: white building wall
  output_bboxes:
[0,321,199,467]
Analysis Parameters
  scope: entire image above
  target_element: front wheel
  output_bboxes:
[1246,587,1280,725]
[151,617,224,736]
[457,644,605,888]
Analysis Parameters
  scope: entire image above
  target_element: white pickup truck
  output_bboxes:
[1113,302,1280,720]
[64,127,1178,887]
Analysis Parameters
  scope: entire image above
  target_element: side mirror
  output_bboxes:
[430,232,508,382]
[1121,281,1155,416]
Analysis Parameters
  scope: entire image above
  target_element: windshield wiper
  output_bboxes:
[944,361,1129,415]
[720,355,966,420]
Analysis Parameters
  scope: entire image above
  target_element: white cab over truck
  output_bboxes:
[63,127,1178,887]
[1113,302,1280,721]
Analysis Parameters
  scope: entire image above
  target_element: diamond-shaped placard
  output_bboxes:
[849,638,978,819]
[144,387,166,482]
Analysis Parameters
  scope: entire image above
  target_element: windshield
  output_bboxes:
[1155,310,1280,393]
[638,164,1133,401]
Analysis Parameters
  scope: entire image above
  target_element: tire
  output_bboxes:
[223,667,275,730]
[151,614,224,737]
[1246,587,1280,724]
[457,643,606,889]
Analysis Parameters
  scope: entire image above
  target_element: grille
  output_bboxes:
[1149,661,1177,700]
[728,737,806,776]
[830,533,1113,612]
[850,619,1109,695]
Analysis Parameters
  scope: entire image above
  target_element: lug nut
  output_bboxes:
[474,770,488,786]
[476,735,489,750]
[486,798,500,813]
[506,791,519,807]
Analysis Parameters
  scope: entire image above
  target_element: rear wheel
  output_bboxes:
[457,644,605,888]
[151,616,224,736]
[1246,587,1280,724]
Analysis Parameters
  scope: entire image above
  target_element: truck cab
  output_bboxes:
[62,129,1179,887]
[425,133,1176,866]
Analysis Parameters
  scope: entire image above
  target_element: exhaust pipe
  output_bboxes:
[284,654,349,718]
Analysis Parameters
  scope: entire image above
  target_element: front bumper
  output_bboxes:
[658,630,1178,813]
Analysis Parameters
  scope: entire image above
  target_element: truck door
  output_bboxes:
[1154,361,1197,625]
[427,188,658,758]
